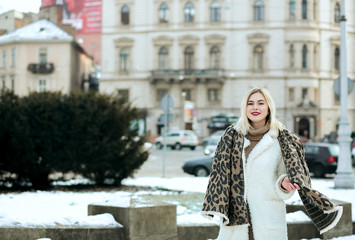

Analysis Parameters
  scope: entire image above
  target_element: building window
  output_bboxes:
[210,46,220,69]
[120,49,129,72]
[302,44,307,69]
[37,78,47,92]
[302,0,307,19]
[159,3,169,23]
[39,47,47,63]
[314,88,319,102]
[334,92,340,105]
[210,1,221,22]
[184,46,194,71]
[288,88,295,102]
[1,76,5,89]
[11,48,15,67]
[11,77,15,91]
[2,50,6,67]
[289,44,295,68]
[254,0,264,21]
[121,5,130,25]
[208,88,219,102]
[334,2,340,23]
[314,45,318,70]
[182,88,192,101]
[254,45,264,70]
[157,89,168,102]
[302,87,308,99]
[289,0,295,20]
[158,47,169,70]
[184,2,195,23]
[334,47,340,71]
[118,89,129,102]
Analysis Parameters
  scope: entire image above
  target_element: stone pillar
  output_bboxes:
[88,196,178,240]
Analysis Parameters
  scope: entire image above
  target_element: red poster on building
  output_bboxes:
[62,0,102,34]
[40,0,60,8]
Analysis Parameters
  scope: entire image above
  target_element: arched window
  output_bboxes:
[120,49,129,72]
[334,3,340,23]
[210,1,221,22]
[184,47,194,71]
[314,45,318,70]
[302,0,307,19]
[302,44,307,69]
[334,47,340,70]
[159,3,169,23]
[254,0,264,21]
[184,2,195,22]
[289,44,295,68]
[158,47,169,70]
[254,45,264,70]
[210,46,220,69]
[121,5,130,25]
[289,0,295,20]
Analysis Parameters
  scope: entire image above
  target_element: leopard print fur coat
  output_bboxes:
[201,125,343,235]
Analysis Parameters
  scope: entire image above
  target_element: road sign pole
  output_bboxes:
[162,107,169,178]
[334,0,354,189]
[161,93,174,178]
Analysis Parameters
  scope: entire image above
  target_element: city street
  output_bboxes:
[134,145,355,178]
[133,146,206,178]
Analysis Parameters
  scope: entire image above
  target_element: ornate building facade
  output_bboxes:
[100,0,355,140]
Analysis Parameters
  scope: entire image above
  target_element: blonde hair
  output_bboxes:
[235,87,285,135]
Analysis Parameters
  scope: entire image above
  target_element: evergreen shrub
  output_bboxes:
[0,90,149,189]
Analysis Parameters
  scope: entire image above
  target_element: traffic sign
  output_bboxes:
[161,93,174,112]
[333,77,354,96]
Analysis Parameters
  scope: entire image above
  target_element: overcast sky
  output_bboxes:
[0,0,41,14]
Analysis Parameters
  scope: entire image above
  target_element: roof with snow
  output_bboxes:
[0,19,73,44]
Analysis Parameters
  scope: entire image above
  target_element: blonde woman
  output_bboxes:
[202,87,342,240]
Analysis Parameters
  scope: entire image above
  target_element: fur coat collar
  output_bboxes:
[201,126,343,234]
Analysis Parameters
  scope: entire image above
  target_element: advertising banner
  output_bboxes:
[41,0,65,8]
[41,0,102,34]
[62,0,102,34]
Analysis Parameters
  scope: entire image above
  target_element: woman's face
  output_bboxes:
[246,92,269,128]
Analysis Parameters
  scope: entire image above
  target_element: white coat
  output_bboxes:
[216,130,294,240]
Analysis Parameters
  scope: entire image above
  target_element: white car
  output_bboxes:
[155,130,198,150]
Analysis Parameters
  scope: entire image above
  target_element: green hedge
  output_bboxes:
[0,90,149,189]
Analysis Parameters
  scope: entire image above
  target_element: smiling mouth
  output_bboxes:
[251,113,260,116]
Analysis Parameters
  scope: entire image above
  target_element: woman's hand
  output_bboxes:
[281,176,300,192]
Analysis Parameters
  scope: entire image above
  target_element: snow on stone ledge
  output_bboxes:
[0,213,121,228]
[286,210,311,223]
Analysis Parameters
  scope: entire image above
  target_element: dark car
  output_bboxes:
[182,156,213,177]
[304,143,339,178]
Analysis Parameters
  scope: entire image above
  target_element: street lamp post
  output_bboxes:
[181,91,186,130]
[334,0,354,189]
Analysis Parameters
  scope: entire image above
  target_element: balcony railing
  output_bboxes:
[151,69,225,78]
[27,63,55,74]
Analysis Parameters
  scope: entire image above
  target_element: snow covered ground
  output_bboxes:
[0,177,354,240]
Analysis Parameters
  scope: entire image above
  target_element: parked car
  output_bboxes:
[204,135,221,155]
[182,156,213,177]
[155,130,198,150]
[183,142,342,178]
[207,114,238,131]
[202,130,224,148]
[304,143,339,178]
